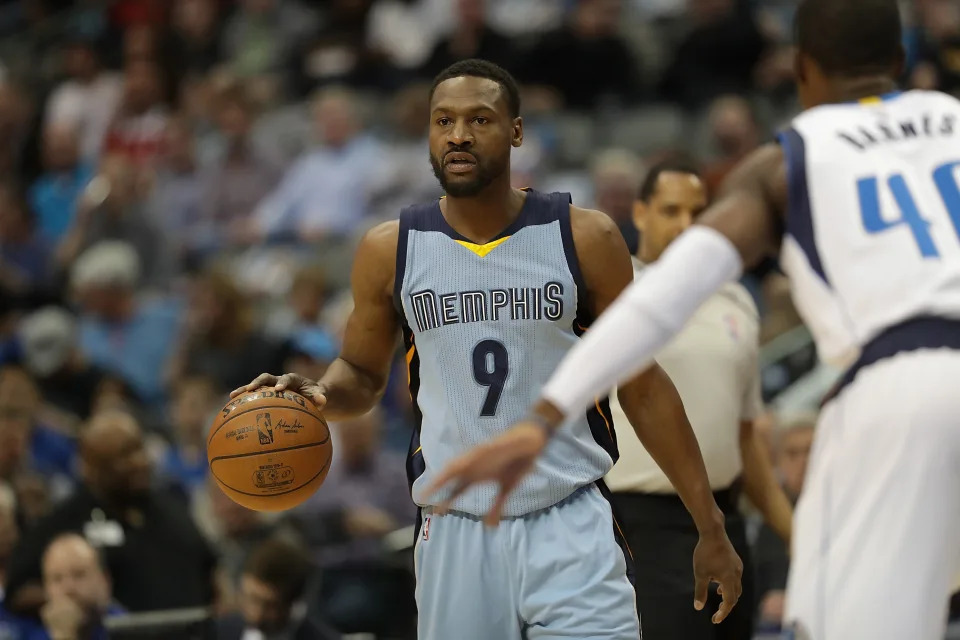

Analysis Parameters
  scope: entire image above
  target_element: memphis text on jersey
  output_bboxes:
[409,283,565,333]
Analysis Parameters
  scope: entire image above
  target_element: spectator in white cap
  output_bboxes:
[18,306,108,424]
[71,241,182,412]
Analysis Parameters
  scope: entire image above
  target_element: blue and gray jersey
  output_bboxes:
[395,189,619,517]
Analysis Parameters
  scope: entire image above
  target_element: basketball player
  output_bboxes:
[604,161,793,639]
[233,59,743,639]
[428,1,960,638]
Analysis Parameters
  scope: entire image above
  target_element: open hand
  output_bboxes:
[230,372,327,410]
[692,528,744,624]
[423,422,549,526]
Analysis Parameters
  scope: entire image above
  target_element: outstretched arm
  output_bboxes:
[232,221,400,421]
[535,144,786,423]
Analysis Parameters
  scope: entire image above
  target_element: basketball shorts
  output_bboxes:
[785,349,960,640]
[414,484,640,640]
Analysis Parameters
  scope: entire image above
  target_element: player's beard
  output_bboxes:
[430,151,505,198]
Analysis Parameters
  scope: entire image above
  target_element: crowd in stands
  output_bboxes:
[0,0,957,638]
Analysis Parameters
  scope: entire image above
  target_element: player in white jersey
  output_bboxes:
[427,1,960,639]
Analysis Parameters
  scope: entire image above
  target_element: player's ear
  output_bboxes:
[512,117,523,148]
[633,200,646,231]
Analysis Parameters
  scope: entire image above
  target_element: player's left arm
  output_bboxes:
[571,207,743,621]
[570,207,726,536]
[535,143,786,422]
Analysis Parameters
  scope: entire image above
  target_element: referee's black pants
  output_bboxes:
[611,484,755,640]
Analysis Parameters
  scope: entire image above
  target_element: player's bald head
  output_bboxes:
[795,0,903,79]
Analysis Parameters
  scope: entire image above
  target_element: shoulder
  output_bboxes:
[353,220,400,292]
[720,142,787,211]
[359,220,400,255]
[568,205,623,251]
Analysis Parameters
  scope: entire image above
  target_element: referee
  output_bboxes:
[606,161,793,639]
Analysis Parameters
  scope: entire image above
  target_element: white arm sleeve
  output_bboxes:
[542,225,744,415]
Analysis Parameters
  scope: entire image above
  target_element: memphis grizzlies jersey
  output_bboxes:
[777,90,960,368]
[395,189,617,518]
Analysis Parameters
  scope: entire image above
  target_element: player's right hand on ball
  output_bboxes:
[230,372,328,410]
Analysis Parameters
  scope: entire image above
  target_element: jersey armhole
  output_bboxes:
[555,196,593,331]
[777,127,830,285]
[393,209,413,316]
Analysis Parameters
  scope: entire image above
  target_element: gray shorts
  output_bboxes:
[414,484,640,640]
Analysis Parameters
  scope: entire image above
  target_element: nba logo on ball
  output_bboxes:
[208,390,332,511]
[256,412,274,445]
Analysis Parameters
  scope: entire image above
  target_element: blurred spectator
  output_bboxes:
[753,412,815,632]
[17,306,107,425]
[222,0,317,83]
[420,0,516,79]
[28,124,94,246]
[144,116,202,269]
[366,0,452,72]
[71,241,181,410]
[157,374,220,500]
[39,534,124,640]
[0,366,75,496]
[292,409,415,567]
[0,482,17,593]
[108,0,166,30]
[10,473,53,535]
[254,87,390,242]
[0,83,42,186]
[588,148,643,254]
[0,182,52,302]
[122,23,160,63]
[702,95,761,194]
[265,264,331,339]
[4,410,218,615]
[292,0,384,95]
[216,538,340,640]
[56,155,171,287]
[193,479,276,588]
[660,0,768,109]
[910,0,960,94]
[283,330,339,387]
[485,0,567,37]
[168,268,286,393]
[517,0,643,109]
[102,58,169,166]
[163,0,223,76]
[198,84,283,254]
[44,38,123,164]
[369,82,443,222]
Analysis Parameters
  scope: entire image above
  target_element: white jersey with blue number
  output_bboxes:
[778,90,960,368]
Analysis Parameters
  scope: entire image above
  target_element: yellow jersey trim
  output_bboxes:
[455,236,512,258]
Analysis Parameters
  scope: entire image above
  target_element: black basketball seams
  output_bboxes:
[210,449,332,498]
[207,404,329,446]
[208,439,328,463]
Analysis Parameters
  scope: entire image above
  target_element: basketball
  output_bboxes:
[207,389,332,512]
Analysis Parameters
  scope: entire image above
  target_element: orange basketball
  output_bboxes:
[207,389,332,512]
